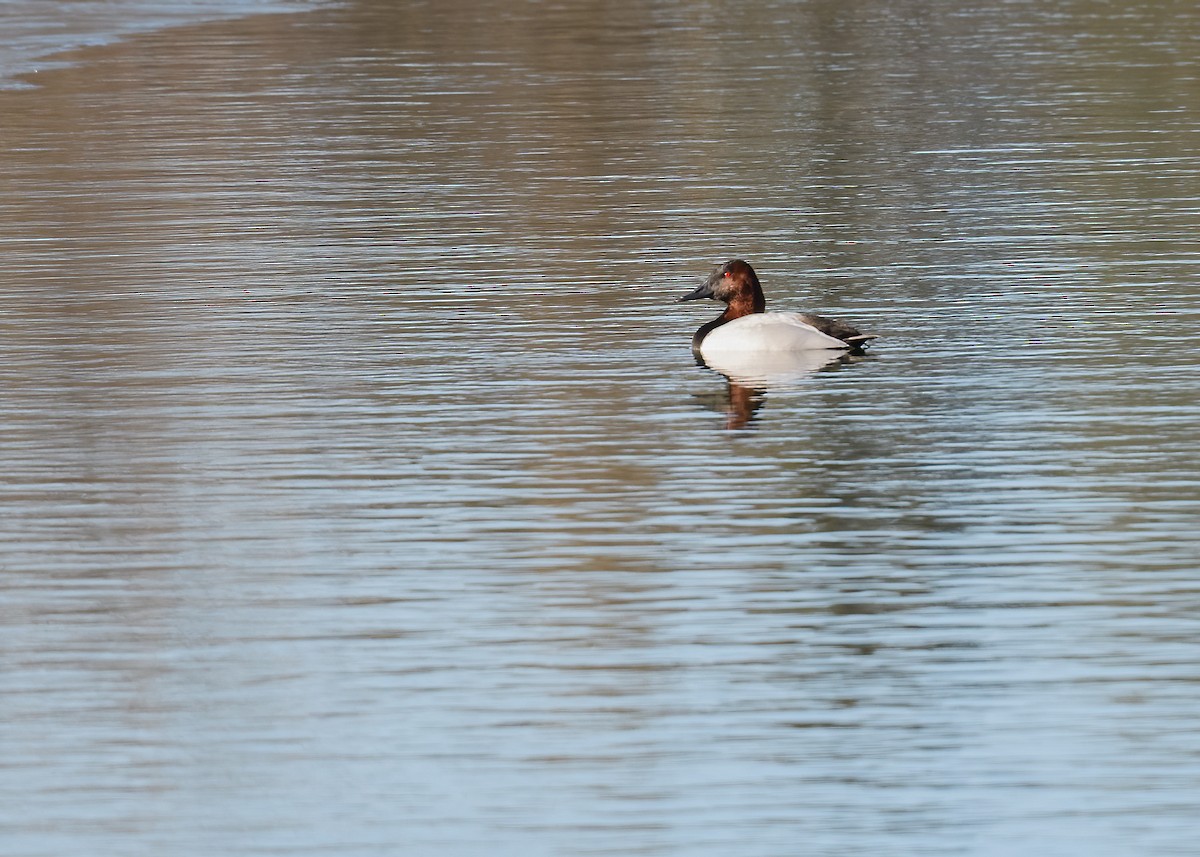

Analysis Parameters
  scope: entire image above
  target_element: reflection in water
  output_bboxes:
[2,1,1200,856]
[723,379,763,430]
[691,375,768,431]
[695,350,862,430]
[702,347,859,388]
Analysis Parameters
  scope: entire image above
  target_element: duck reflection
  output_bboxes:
[695,349,862,430]
[720,378,769,430]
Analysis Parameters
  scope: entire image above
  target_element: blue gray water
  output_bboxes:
[2,2,1199,856]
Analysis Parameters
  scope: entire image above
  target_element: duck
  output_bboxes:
[678,259,877,359]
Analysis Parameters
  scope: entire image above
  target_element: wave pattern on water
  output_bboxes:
[0,0,324,89]
[2,2,1200,856]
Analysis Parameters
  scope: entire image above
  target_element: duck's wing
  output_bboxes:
[796,313,878,351]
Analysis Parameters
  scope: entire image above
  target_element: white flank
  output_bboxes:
[700,313,849,356]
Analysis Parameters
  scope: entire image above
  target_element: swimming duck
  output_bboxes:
[678,259,877,359]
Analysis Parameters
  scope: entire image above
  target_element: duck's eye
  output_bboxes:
[723,271,732,278]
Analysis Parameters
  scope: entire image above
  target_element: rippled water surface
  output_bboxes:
[3,2,1199,855]
[0,0,319,88]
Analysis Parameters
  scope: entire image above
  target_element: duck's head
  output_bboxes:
[677,259,765,313]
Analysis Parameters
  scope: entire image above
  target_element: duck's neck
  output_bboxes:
[728,288,765,318]
[692,289,766,352]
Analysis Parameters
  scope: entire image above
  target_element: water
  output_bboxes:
[2,2,1199,855]
[0,0,320,89]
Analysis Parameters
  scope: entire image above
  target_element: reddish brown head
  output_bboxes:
[677,259,766,319]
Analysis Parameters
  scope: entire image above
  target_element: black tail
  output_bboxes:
[843,333,877,354]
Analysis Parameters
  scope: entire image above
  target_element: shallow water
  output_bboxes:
[2,2,1199,855]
